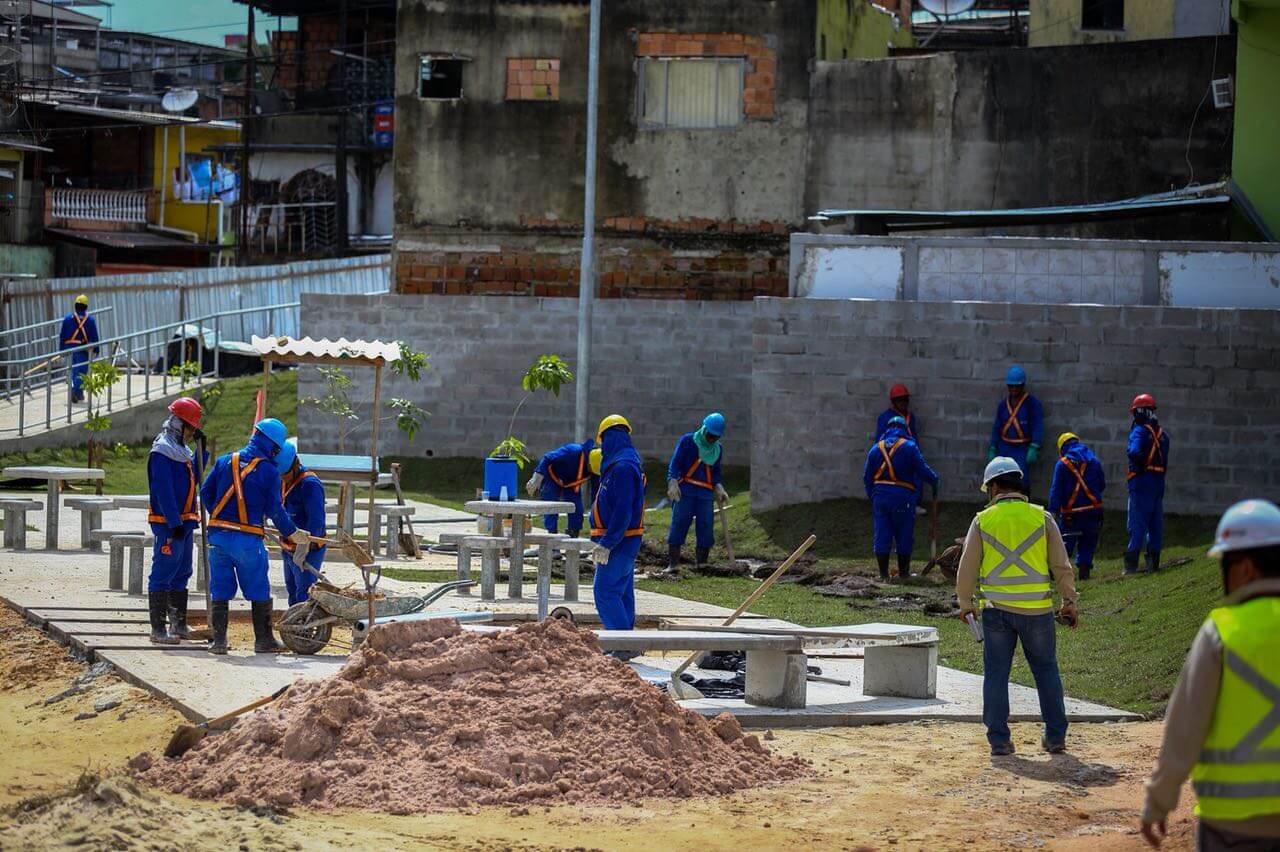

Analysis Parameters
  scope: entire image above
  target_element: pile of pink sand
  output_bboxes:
[135,618,807,812]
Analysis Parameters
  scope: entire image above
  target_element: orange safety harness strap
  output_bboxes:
[147,458,200,525]
[547,451,590,491]
[63,313,89,345]
[280,470,322,552]
[589,474,647,538]
[680,457,714,490]
[1127,425,1167,480]
[207,452,266,536]
[1000,395,1029,444]
[1058,456,1102,514]
[872,438,916,491]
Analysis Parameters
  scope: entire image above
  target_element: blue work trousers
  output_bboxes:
[871,492,917,556]
[540,482,583,535]
[668,493,715,549]
[996,442,1032,492]
[282,554,320,606]
[982,606,1068,747]
[69,351,89,399]
[1059,511,1102,569]
[593,535,641,630]
[147,521,195,592]
[208,531,271,601]
[1127,488,1164,553]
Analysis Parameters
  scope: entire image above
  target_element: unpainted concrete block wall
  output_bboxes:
[751,298,1280,515]
[298,293,754,464]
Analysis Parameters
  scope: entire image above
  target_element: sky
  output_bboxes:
[98,0,292,47]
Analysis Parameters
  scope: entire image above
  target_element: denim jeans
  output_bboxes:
[982,606,1068,746]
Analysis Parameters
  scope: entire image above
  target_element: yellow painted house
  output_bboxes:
[1030,0,1230,47]
[150,121,240,246]
[817,0,913,60]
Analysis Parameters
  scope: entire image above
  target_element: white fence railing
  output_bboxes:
[48,188,149,224]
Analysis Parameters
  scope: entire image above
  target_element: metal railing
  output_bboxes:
[0,302,299,437]
[48,188,149,224]
[236,201,341,255]
[0,306,116,397]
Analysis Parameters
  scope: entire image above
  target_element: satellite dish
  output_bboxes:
[917,0,977,15]
[161,88,199,113]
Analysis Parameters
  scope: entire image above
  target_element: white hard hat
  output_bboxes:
[1209,499,1280,557]
[981,456,1023,493]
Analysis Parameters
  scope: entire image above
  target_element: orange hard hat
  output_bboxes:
[889,383,910,400]
[1129,393,1157,413]
[168,397,203,429]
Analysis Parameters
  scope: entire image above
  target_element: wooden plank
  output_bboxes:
[658,621,939,648]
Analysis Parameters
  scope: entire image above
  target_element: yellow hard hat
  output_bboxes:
[588,448,602,475]
[596,414,631,442]
[1057,432,1079,453]
[74,294,89,306]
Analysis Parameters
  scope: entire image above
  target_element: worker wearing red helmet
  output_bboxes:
[876,383,921,445]
[1125,393,1171,576]
[145,397,206,645]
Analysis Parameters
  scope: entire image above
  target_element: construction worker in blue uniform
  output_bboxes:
[199,418,308,655]
[1048,432,1106,581]
[666,413,731,573]
[276,439,327,606]
[526,438,596,538]
[863,415,940,579]
[58,294,99,403]
[1125,393,1170,576]
[145,397,205,645]
[988,365,1043,492]
[590,415,645,636]
[876,382,920,445]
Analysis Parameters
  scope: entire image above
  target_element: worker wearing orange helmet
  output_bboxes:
[876,383,920,445]
[145,397,206,644]
[1126,393,1170,576]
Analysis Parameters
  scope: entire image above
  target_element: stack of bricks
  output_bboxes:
[271,31,299,92]
[300,15,343,92]
[506,58,561,101]
[634,31,777,120]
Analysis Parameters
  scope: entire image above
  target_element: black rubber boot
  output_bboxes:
[1145,550,1161,574]
[1122,550,1141,576]
[252,600,285,654]
[1078,563,1092,581]
[897,553,912,579]
[875,553,890,580]
[668,544,682,572]
[148,592,179,645]
[567,527,582,540]
[208,600,229,655]
[695,547,711,567]
[167,589,193,640]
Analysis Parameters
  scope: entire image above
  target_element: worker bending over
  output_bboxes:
[590,415,645,634]
[666,413,731,573]
[145,397,205,644]
[200,418,308,655]
[876,383,920,445]
[276,439,327,606]
[1141,499,1280,850]
[526,438,596,538]
[988,365,1043,491]
[863,415,939,579]
[958,457,1078,756]
[1048,432,1106,581]
[59,294,99,404]
[1126,393,1170,576]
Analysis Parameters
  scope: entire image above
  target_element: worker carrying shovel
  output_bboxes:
[275,439,327,606]
[665,413,730,574]
[145,397,205,645]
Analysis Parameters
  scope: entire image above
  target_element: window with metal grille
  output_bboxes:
[638,58,744,130]
[1081,0,1124,31]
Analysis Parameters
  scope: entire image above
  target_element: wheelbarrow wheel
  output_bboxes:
[278,601,333,655]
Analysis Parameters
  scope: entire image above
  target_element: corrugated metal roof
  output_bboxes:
[250,335,401,365]
[45,228,215,250]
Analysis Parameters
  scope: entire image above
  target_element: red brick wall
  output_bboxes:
[634,31,777,120]
[506,58,561,101]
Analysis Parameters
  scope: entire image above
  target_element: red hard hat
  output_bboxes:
[889,383,910,400]
[1130,393,1157,413]
[168,397,203,428]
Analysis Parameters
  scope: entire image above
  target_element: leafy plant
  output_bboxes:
[491,355,574,470]
[81,361,123,488]
[167,359,201,384]
[300,343,431,452]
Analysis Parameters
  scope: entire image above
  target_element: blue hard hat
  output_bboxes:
[275,438,298,471]
[702,412,726,437]
[1006,365,1027,385]
[254,418,288,450]
[887,415,907,428]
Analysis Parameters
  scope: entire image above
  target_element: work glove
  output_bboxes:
[1027,443,1041,465]
[714,484,730,506]
[288,529,311,548]
[525,472,544,498]
[666,479,681,502]
[169,525,188,541]
[987,445,997,462]
[591,544,611,565]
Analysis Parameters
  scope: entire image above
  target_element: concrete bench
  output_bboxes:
[370,504,416,559]
[523,532,568,620]
[111,496,151,511]
[65,497,118,551]
[461,535,507,600]
[0,499,42,549]
[558,538,595,602]
[438,532,479,593]
[106,533,153,594]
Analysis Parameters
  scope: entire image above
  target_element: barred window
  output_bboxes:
[638,58,744,130]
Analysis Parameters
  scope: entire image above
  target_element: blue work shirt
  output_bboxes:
[862,425,938,502]
[1048,441,1106,516]
[534,440,595,494]
[1127,421,1170,495]
[875,408,920,445]
[990,393,1044,451]
[148,452,200,529]
[281,465,327,569]
[200,432,297,542]
[58,310,99,353]
[667,432,723,501]
[591,428,645,552]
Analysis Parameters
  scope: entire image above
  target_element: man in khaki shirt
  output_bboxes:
[957,457,1079,756]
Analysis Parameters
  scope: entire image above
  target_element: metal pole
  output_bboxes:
[240,4,255,260]
[573,0,601,442]
[336,0,350,253]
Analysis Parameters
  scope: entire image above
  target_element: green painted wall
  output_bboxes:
[0,245,54,277]
[1233,2,1280,236]
[1030,0,1175,46]
[817,0,913,61]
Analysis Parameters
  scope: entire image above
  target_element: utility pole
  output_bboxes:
[573,0,601,442]
[239,3,255,260]
[335,0,350,253]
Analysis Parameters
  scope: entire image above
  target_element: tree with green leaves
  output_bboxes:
[82,361,123,489]
[491,354,575,469]
[300,342,430,453]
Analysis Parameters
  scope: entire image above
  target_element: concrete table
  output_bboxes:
[464,499,574,599]
[299,453,389,536]
[2,465,106,550]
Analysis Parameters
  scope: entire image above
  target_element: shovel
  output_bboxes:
[717,501,735,564]
[930,485,940,561]
[390,462,422,558]
[184,432,214,642]
[669,534,817,700]
[164,684,290,758]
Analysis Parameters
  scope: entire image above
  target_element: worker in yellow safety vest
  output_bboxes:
[1140,499,1280,850]
[956,456,1079,757]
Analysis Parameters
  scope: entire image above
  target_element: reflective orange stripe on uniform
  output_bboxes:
[207,452,266,536]
[148,458,200,525]
[548,452,590,492]
[1000,396,1029,444]
[589,474,646,538]
[64,313,89,345]
[1127,425,1167,480]
[280,470,321,551]
[1058,456,1102,514]
[873,438,916,491]
[680,458,714,490]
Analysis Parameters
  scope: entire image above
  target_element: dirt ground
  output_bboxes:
[0,604,1196,851]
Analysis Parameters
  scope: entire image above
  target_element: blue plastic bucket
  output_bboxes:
[484,457,519,501]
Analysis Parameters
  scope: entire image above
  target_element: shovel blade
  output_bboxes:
[669,677,705,701]
[163,723,208,759]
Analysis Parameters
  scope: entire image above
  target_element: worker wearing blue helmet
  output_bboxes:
[988,365,1044,492]
[863,415,939,579]
[666,413,730,573]
[199,418,308,655]
[275,439,328,606]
